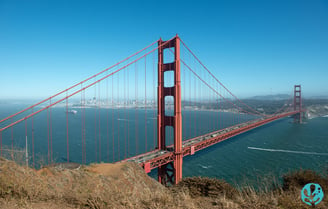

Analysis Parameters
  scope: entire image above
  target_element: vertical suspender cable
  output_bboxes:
[188,56,192,137]
[145,54,147,152]
[98,82,101,162]
[127,65,130,156]
[124,66,127,159]
[47,108,50,163]
[183,58,186,141]
[83,89,86,164]
[232,94,234,126]
[81,84,84,164]
[25,119,27,166]
[106,73,109,162]
[216,85,218,129]
[117,65,120,160]
[193,61,196,137]
[66,91,69,162]
[0,131,2,157]
[212,77,214,131]
[220,85,221,130]
[112,72,115,162]
[238,101,240,124]
[11,118,13,160]
[135,62,138,155]
[50,99,53,163]
[32,108,35,168]
[94,80,97,162]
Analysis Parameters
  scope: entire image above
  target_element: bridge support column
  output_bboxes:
[157,35,182,185]
[294,85,302,123]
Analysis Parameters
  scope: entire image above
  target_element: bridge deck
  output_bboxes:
[126,110,300,173]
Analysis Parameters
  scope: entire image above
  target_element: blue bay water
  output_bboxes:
[182,116,328,186]
[0,103,327,186]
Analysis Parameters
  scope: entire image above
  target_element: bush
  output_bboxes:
[282,169,328,192]
[174,177,238,199]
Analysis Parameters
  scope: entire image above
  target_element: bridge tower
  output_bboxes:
[157,35,182,185]
[294,85,302,123]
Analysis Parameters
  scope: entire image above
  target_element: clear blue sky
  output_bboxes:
[1,0,327,99]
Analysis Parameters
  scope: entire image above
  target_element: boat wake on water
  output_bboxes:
[117,118,130,122]
[248,147,328,156]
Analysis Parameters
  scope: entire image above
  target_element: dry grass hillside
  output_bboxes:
[0,157,327,209]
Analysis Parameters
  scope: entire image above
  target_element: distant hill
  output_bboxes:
[306,95,328,99]
[248,94,290,101]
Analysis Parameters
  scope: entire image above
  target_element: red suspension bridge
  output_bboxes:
[0,35,304,185]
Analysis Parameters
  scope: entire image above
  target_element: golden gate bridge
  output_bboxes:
[0,35,304,185]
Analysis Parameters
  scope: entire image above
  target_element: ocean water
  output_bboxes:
[0,103,327,186]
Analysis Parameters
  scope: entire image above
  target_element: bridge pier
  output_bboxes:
[157,35,182,185]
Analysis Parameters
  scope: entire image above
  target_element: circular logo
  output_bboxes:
[301,183,324,206]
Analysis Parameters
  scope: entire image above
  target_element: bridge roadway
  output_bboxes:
[125,110,300,173]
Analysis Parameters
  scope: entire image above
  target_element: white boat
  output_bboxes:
[67,110,78,114]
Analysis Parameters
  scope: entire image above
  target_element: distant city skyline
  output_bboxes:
[1,0,327,100]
